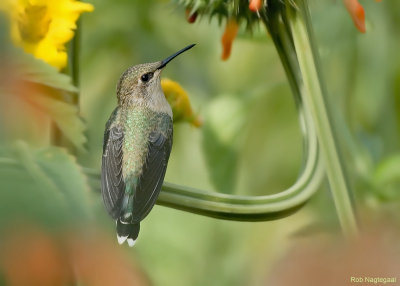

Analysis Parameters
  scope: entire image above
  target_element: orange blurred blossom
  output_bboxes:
[344,0,383,33]
[221,19,239,61]
[0,225,150,286]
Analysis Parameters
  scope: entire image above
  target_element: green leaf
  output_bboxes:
[202,95,247,194]
[372,154,400,201]
[13,48,78,93]
[0,45,85,149]
[0,142,91,231]
[27,93,87,151]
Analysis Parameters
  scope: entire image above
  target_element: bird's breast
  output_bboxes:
[121,108,168,182]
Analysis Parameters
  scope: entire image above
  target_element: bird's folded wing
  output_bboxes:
[132,123,173,222]
[101,125,125,219]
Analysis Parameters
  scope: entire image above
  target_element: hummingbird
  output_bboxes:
[101,44,195,246]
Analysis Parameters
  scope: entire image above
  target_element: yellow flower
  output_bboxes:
[161,79,202,128]
[1,0,93,70]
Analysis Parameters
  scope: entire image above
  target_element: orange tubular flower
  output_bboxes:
[343,0,366,33]
[221,19,239,61]
[344,0,383,33]
[249,0,262,12]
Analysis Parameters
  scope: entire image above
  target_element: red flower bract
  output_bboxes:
[185,8,197,23]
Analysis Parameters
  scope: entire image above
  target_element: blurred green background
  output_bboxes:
[1,0,400,285]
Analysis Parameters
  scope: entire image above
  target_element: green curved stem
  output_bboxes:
[287,0,358,238]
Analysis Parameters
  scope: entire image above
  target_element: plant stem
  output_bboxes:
[69,18,81,107]
[52,21,81,152]
[287,0,358,238]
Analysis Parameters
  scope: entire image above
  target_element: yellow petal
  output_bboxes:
[34,39,68,69]
[3,0,94,70]
[161,79,202,127]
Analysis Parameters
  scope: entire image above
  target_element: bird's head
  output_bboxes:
[116,44,195,107]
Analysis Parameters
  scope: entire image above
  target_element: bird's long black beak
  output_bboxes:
[157,44,195,70]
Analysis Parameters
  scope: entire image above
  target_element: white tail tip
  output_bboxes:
[127,238,137,247]
[117,235,128,245]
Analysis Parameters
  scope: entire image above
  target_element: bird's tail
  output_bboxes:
[116,219,140,247]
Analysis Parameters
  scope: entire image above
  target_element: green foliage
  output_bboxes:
[0,37,86,150]
[372,154,400,201]
[0,141,90,231]
[174,0,260,27]
[311,0,400,217]
[19,50,86,150]
[30,93,86,151]
[202,95,247,193]
[13,50,78,93]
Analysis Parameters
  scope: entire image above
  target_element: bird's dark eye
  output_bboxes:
[141,72,153,82]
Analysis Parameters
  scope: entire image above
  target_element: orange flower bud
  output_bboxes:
[249,0,262,12]
[343,0,366,33]
[221,19,239,61]
[185,8,197,23]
